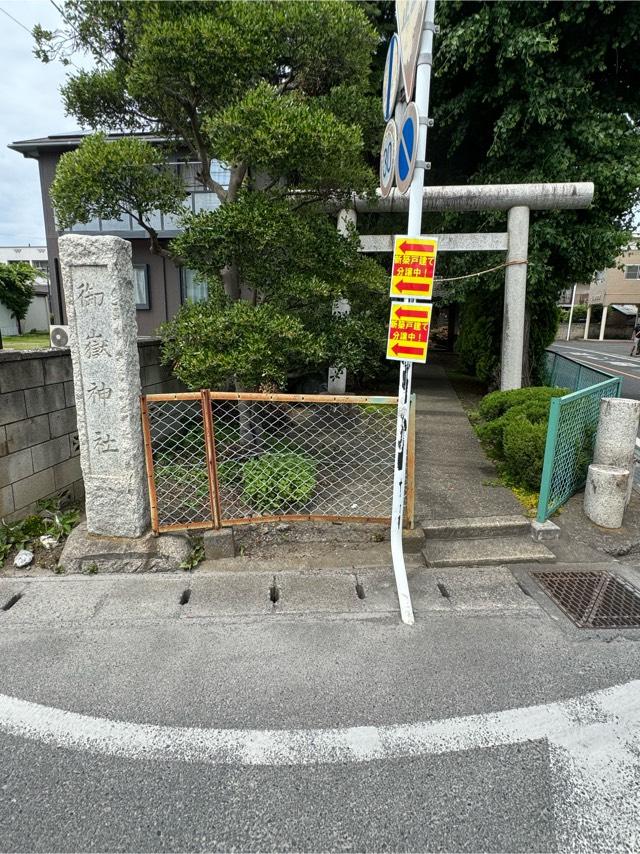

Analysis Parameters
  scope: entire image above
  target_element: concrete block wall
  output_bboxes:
[0,349,82,521]
[0,339,182,521]
[138,338,184,395]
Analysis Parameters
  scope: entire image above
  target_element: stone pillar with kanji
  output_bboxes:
[58,235,149,537]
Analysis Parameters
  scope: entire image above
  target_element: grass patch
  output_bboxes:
[1,332,50,350]
[483,471,539,517]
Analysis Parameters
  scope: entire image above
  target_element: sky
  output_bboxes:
[0,0,83,246]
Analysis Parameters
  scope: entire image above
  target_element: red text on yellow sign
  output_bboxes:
[386,301,432,363]
[389,236,438,299]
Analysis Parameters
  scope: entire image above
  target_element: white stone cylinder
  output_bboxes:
[583,464,630,529]
[593,397,640,470]
[58,234,150,538]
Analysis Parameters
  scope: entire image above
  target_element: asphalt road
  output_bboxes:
[1,567,639,852]
[550,338,640,400]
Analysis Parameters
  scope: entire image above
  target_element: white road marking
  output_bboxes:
[0,681,639,850]
[557,345,639,366]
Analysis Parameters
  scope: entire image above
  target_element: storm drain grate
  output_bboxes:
[531,570,640,628]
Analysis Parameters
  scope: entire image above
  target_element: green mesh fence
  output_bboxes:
[537,352,622,522]
[544,350,613,391]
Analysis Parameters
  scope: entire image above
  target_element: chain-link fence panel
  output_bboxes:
[141,392,405,532]
[545,350,612,391]
[537,376,622,522]
[141,393,214,532]
[207,393,398,524]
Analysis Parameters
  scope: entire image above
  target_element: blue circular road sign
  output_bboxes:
[396,102,418,194]
[379,119,397,198]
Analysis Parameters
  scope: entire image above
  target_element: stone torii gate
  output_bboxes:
[329,181,594,393]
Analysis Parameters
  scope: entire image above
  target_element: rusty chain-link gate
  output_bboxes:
[141,391,415,534]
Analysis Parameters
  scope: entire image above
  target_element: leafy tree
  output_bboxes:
[39,1,386,390]
[428,0,640,384]
[51,133,187,255]
[0,263,37,336]
[356,0,640,384]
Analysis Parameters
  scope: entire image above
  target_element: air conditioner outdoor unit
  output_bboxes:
[49,325,70,349]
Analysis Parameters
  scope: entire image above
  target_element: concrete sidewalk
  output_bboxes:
[411,361,523,523]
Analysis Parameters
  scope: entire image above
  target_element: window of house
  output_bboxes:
[71,218,101,232]
[624,265,640,279]
[100,213,131,231]
[193,192,220,214]
[181,268,208,303]
[133,264,150,310]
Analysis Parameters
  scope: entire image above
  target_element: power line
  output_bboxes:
[0,3,83,71]
[0,5,33,35]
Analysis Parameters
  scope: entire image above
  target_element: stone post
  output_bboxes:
[327,208,357,394]
[583,397,640,528]
[58,235,149,537]
[500,206,529,390]
[593,398,640,472]
[584,465,629,529]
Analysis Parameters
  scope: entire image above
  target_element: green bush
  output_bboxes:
[475,385,569,492]
[476,393,566,458]
[242,452,316,512]
[502,416,548,490]
[217,459,243,486]
[478,386,567,422]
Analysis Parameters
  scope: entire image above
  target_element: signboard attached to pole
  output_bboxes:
[389,236,438,299]
[396,0,428,102]
[386,301,431,363]
[380,120,398,199]
[396,102,419,195]
[382,33,401,122]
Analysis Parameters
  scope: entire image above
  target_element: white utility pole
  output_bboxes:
[566,283,577,341]
[390,0,436,626]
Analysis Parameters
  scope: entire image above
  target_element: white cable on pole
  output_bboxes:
[390,0,436,626]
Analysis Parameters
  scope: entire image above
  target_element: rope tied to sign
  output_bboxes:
[435,259,528,284]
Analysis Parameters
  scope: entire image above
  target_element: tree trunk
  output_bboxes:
[234,378,265,455]
[221,263,241,300]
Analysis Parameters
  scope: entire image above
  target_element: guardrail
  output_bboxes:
[537,352,622,522]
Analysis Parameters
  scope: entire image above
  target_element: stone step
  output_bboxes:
[423,535,556,568]
[421,515,531,541]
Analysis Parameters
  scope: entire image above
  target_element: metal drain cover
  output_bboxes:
[531,570,640,628]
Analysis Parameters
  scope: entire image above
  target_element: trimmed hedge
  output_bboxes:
[475,386,568,492]
[478,386,567,422]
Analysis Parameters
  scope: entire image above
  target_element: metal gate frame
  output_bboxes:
[141,390,416,534]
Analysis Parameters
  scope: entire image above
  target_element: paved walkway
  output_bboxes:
[412,359,523,522]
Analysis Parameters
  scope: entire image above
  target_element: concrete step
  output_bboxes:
[423,535,556,568]
[199,543,426,574]
[421,515,531,541]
